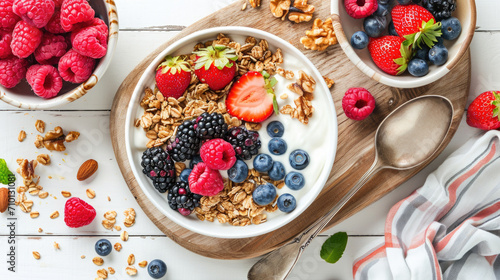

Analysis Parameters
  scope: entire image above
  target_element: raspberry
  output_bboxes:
[34,33,68,65]
[58,49,95,83]
[26,64,62,99]
[60,0,95,32]
[70,18,108,39]
[71,25,108,58]
[53,0,63,7]
[188,162,224,196]
[342,87,376,121]
[0,56,28,88]
[44,9,65,34]
[0,30,13,59]
[199,139,236,170]
[64,197,96,228]
[344,0,378,19]
[11,20,42,58]
[0,0,20,30]
[12,0,55,29]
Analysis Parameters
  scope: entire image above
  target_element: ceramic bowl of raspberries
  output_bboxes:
[125,26,337,238]
[0,0,118,109]
[331,0,475,88]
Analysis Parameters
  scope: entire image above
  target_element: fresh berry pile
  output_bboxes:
[347,0,460,77]
[0,0,108,98]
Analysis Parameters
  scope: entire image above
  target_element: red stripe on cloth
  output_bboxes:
[408,225,437,250]
[352,245,387,277]
[437,142,497,220]
[485,255,497,265]
[385,192,418,248]
[435,201,500,252]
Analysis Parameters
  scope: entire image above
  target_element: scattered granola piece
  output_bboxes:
[249,0,261,8]
[107,196,111,201]
[123,208,136,227]
[97,268,108,279]
[138,261,148,268]
[300,18,338,51]
[86,189,96,199]
[288,0,314,23]
[127,254,135,265]
[50,211,59,219]
[114,225,121,231]
[280,96,314,125]
[36,154,51,165]
[323,76,335,88]
[280,93,288,99]
[35,120,45,133]
[54,242,60,250]
[126,266,137,276]
[114,243,122,252]
[61,191,71,198]
[38,228,43,233]
[65,131,80,142]
[38,191,48,199]
[18,130,26,142]
[30,211,39,218]
[287,70,316,101]
[242,2,247,10]
[276,67,294,80]
[81,255,86,259]
[108,267,115,274]
[33,251,41,260]
[93,257,104,266]
[120,231,129,242]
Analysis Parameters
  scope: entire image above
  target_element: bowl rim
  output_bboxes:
[0,0,119,110]
[330,0,476,88]
[124,26,338,239]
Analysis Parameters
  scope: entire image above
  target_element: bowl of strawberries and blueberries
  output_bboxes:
[0,0,117,109]
[345,0,460,78]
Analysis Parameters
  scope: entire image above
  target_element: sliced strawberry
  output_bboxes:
[226,71,279,123]
[155,55,191,99]
[193,45,238,91]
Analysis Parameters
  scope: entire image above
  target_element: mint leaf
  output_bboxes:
[320,232,348,264]
[0,158,15,185]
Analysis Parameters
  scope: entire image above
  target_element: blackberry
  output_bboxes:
[167,181,202,215]
[167,119,201,162]
[195,112,228,139]
[225,127,261,160]
[141,147,176,193]
[422,0,456,21]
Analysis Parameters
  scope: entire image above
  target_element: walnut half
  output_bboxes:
[300,18,338,51]
[270,0,291,19]
[288,0,314,23]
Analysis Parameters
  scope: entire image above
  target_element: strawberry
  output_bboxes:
[392,4,442,50]
[466,91,500,130]
[368,36,411,76]
[226,71,279,123]
[155,55,191,99]
[193,45,238,91]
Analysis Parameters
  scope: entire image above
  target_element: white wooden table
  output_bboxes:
[1,1,499,279]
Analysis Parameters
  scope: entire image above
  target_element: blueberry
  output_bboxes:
[228,160,248,183]
[363,16,387,38]
[397,0,412,4]
[428,44,448,66]
[408,58,429,77]
[350,31,369,50]
[189,155,202,169]
[378,0,393,4]
[269,161,286,181]
[373,3,389,17]
[268,138,287,155]
[285,172,305,190]
[95,239,112,256]
[179,168,192,183]
[148,259,167,279]
[253,154,274,173]
[441,17,462,41]
[277,194,297,213]
[253,183,277,206]
[436,36,444,46]
[415,45,430,60]
[266,121,284,137]
[388,20,398,36]
[289,149,310,170]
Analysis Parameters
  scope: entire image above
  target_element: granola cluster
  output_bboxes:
[269,0,314,23]
[194,169,284,226]
[138,34,284,149]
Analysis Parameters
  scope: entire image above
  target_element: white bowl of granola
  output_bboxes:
[125,26,337,238]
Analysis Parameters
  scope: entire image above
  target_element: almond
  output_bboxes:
[0,188,9,213]
[77,159,98,181]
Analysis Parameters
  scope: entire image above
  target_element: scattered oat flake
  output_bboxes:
[38,228,43,233]
[93,257,104,266]
[126,266,137,276]
[81,255,86,259]
[54,242,60,249]
[18,130,26,142]
[138,260,148,268]
[108,267,115,274]
[280,93,288,99]
[33,251,40,259]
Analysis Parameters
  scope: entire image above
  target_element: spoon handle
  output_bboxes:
[297,159,383,251]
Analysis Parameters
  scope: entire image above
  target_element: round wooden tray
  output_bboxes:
[110,1,470,259]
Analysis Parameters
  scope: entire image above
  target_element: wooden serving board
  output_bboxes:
[110,0,470,259]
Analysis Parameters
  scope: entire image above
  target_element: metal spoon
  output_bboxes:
[247,95,454,280]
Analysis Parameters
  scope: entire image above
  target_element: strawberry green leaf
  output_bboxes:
[320,232,348,264]
[404,19,442,50]
[491,91,500,120]
[157,55,191,75]
[394,42,412,75]
[193,45,238,70]
[272,94,280,115]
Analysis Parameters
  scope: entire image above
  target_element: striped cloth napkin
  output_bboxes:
[353,130,500,280]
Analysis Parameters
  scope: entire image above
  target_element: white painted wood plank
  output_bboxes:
[113,0,500,31]
[0,235,382,279]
